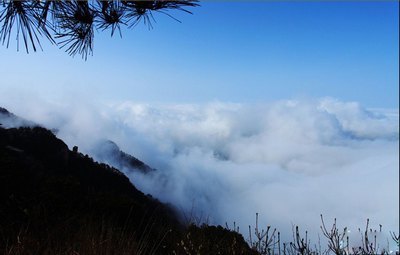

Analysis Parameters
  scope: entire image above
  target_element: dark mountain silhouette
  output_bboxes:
[0,125,179,252]
[0,107,255,254]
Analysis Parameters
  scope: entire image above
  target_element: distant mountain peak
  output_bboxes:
[94,139,154,174]
[0,107,11,115]
[0,106,35,128]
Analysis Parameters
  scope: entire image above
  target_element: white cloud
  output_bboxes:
[1,94,398,250]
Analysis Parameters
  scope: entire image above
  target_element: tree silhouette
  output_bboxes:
[0,0,198,59]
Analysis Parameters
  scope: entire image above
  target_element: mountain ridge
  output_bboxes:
[94,139,154,174]
[0,107,256,254]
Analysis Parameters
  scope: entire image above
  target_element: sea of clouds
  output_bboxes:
[1,94,398,250]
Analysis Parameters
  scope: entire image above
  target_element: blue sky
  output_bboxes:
[0,1,398,108]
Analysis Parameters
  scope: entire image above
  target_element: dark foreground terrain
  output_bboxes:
[0,107,255,255]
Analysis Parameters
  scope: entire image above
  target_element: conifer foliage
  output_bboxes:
[0,0,198,59]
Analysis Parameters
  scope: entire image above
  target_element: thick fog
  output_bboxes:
[1,94,398,249]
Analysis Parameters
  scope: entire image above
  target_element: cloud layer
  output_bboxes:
[1,95,398,248]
